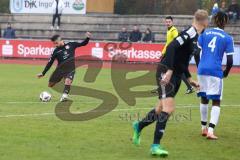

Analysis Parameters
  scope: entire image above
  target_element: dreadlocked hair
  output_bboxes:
[213,12,229,29]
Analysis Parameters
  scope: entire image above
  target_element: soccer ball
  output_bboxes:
[39,91,52,102]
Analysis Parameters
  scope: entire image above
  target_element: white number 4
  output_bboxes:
[208,36,217,52]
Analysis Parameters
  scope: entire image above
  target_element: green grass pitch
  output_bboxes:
[0,63,239,160]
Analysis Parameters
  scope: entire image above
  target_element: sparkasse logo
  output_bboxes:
[108,48,162,60]
[18,44,54,57]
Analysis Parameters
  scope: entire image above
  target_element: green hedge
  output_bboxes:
[0,0,9,13]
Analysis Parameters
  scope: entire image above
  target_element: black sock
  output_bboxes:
[201,121,207,126]
[209,123,215,129]
[153,111,169,144]
[138,109,157,132]
[63,85,71,94]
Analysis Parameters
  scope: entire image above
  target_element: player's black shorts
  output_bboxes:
[49,70,75,84]
[156,64,182,99]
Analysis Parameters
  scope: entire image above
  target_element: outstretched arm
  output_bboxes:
[37,53,56,78]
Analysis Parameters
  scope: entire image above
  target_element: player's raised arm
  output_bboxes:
[72,32,92,48]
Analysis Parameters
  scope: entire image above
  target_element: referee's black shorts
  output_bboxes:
[156,64,182,99]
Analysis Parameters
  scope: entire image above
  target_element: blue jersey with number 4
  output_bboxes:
[198,28,234,78]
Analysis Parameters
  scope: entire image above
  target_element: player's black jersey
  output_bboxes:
[161,26,199,78]
[42,38,89,75]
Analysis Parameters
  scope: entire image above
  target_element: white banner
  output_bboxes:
[10,0,87,14]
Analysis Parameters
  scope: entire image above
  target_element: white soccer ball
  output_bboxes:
[40,91,52,102]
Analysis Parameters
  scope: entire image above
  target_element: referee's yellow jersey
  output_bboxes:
[162,26,179,55]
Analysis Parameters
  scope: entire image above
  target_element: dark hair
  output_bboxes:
[51,35,61,42]
[165,16,173,21]
[146,28,152,33]
[213,11,228,29]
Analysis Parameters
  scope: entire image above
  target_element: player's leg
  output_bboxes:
[207,100,221,140]
[132,64,165,145]
[64,78,73,96]
[151,97,174,157]
[48,82,57,88]
[205,76,223,140]
[182,74,194,94]
[200,97,209,136]
[139,100,163,131]
[132,100,162,146]
[197,75,209,136]
[60,72,75,102]
[48,68,70,101]
[150,74,181,157]
[60,78,72,102]
[48,69,64,88]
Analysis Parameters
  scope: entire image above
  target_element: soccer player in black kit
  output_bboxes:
[37,32,91,102]
[132,10,209,157]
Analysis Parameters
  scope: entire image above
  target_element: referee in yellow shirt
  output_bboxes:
[162,16,194,94]
[162,16,178,55]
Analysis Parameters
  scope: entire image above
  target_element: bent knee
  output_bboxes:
[201,97,209,104]
[212,100,221,107]
[65,78,72,85]
[48,82,55,88]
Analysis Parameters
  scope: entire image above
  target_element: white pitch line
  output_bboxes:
[0,101,98,104]
[0,112,55,118]
[0,101,240,109]
[0,105,239,118]
[0,101,240,107]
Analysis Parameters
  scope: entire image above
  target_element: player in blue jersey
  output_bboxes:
[197,12,234,140]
